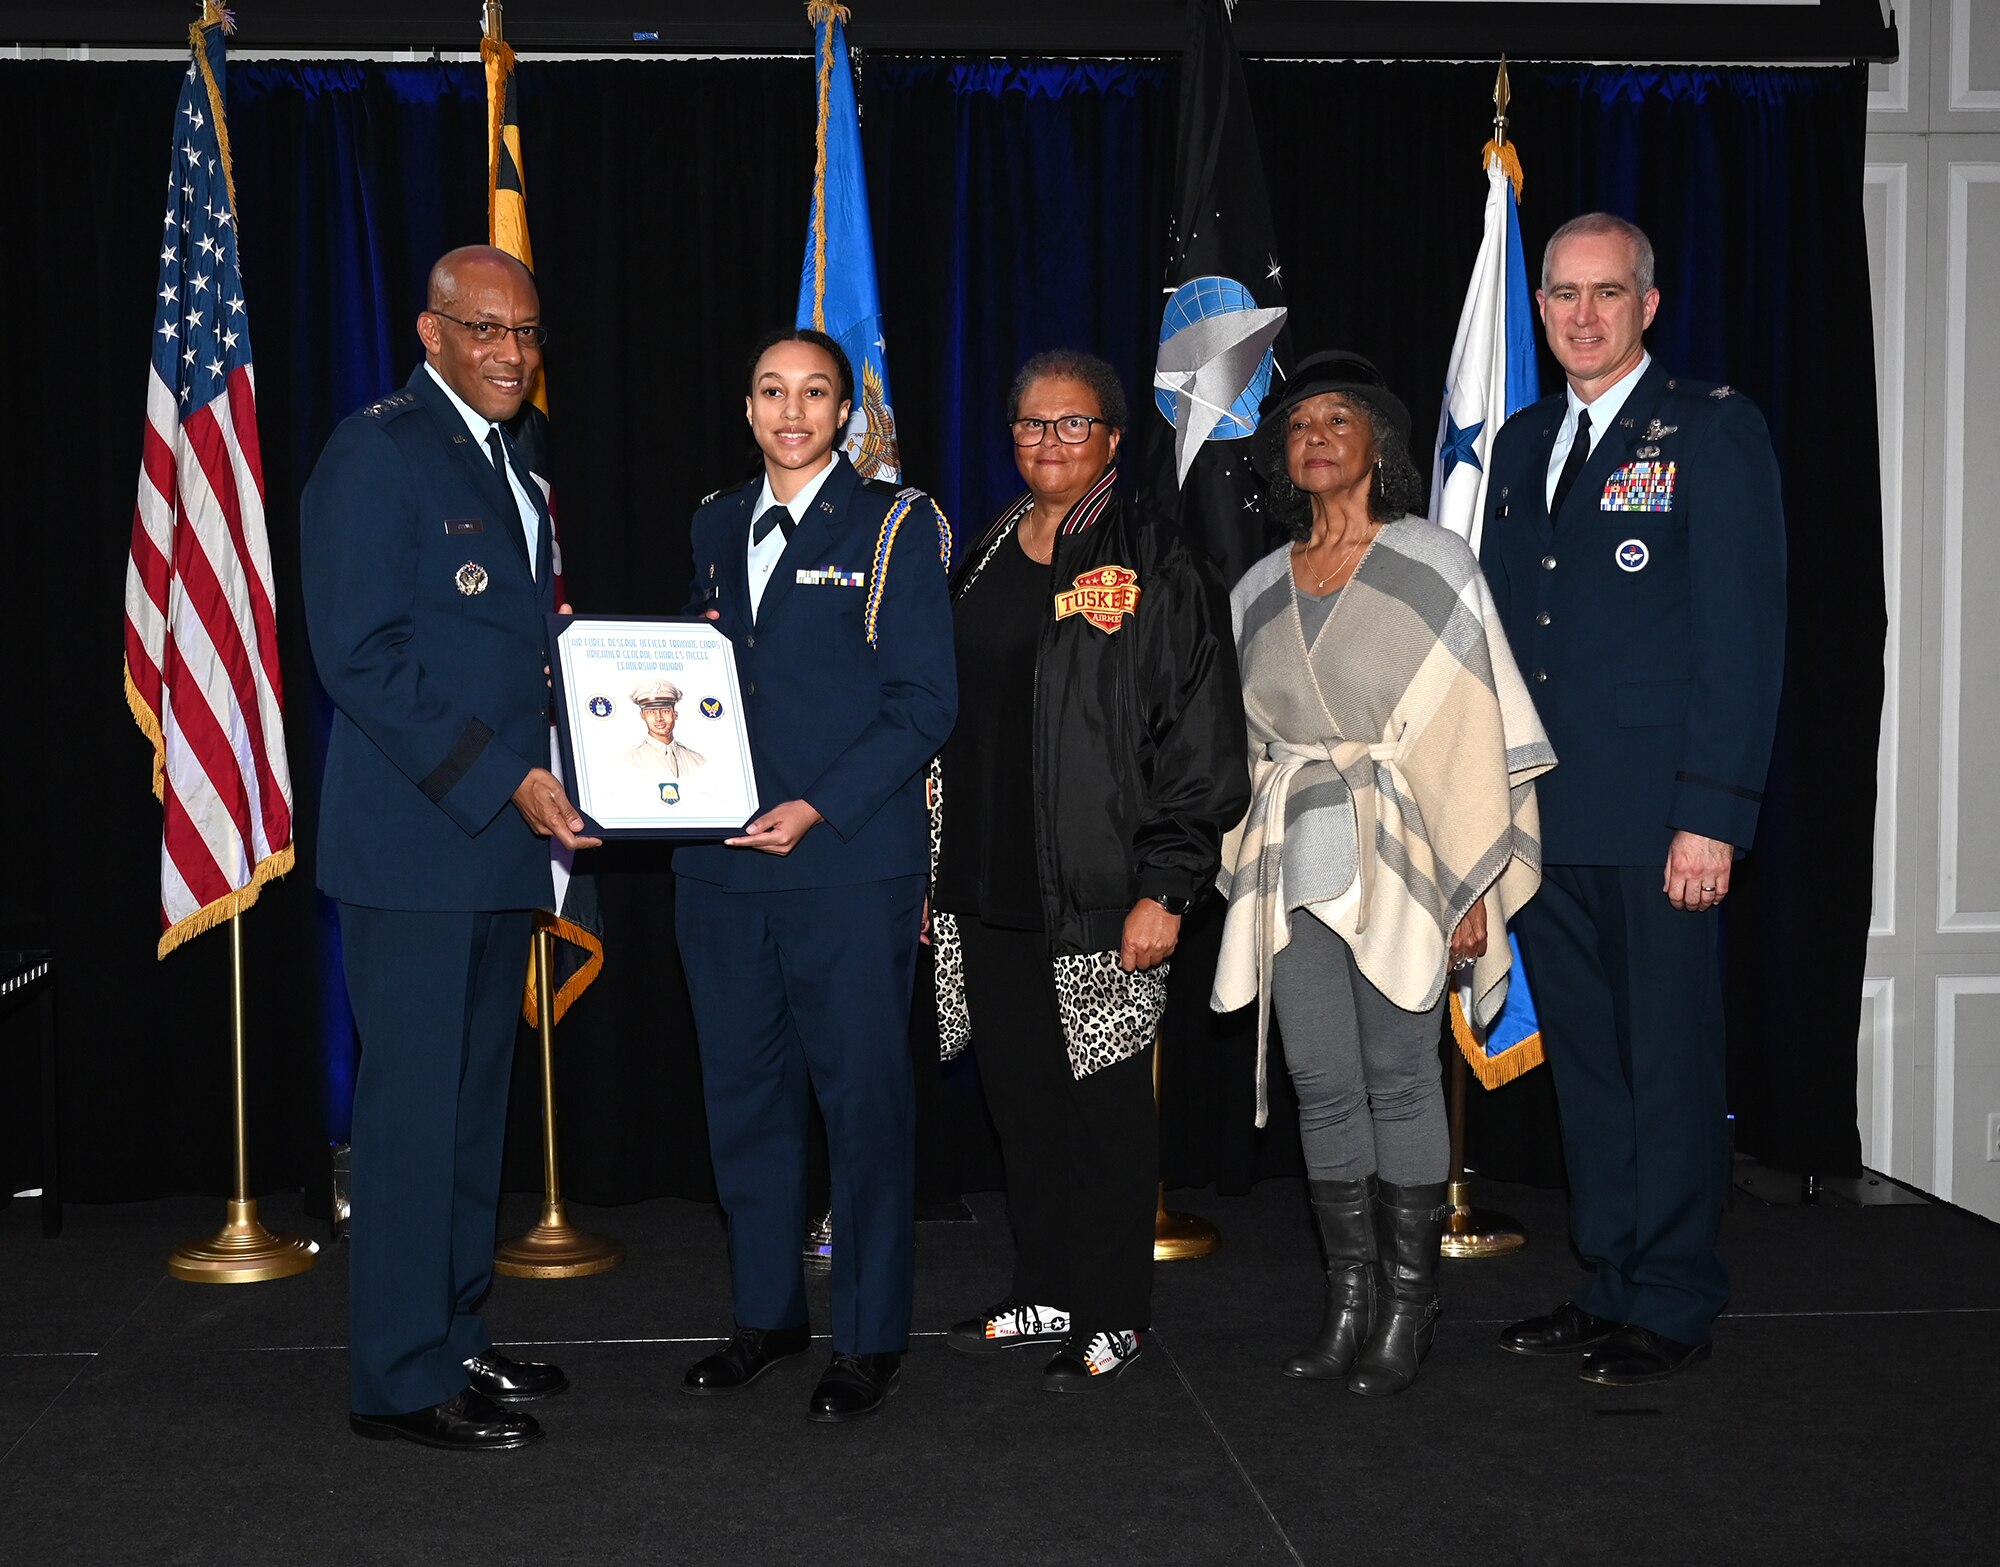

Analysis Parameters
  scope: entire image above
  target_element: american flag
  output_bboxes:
[123,8,294,959]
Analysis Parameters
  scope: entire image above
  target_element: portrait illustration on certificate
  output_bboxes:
[548,615,760,839]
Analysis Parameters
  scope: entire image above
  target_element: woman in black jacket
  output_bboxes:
[931,349,1248,1390]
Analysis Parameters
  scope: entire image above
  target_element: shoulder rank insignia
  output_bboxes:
[361,390,416,418]
[697,488,724,507]
[1055,564,1142,634]
[1643,419,1678,440]
[1710,385,1735,399]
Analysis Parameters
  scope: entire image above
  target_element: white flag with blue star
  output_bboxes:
[1435,139,1546,1089]
[1429,147,1538,556]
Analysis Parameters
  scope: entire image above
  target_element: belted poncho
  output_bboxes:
[1210,519,1556,1125]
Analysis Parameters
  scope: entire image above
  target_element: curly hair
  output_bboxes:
[745,327,854,406]
[1261,390,1426,540]
[1006,349,1130,431]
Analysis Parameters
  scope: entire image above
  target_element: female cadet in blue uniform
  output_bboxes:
[674,329,957,1423]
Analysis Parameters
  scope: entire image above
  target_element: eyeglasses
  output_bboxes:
[1010,415,1109,447]
[430,310,548,349]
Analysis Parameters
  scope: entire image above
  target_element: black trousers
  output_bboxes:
[1511,864,1729,1344]
[959,918,1158,1333]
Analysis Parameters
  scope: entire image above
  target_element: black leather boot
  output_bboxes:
[1283,1176,1377,1379]
[1347,1178,1449,1398]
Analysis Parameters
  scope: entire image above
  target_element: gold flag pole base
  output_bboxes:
[1439,1046,1526,1259]
[1153,1185,1219,1262]
[1151,1026,1218,1261]
[168,916,318,1284]
[494,923,625,1279]
[169,1197,319,1283]
[494,1203,625,1279]
[1439,1178,1526,1259]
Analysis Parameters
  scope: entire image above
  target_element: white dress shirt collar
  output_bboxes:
[1562,350,1652,452]
[754,450,841,525]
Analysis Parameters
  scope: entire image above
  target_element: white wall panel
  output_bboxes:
[1858,977,1898,1173]
[1934,158,2000,932]
[1934,976,2000,1208]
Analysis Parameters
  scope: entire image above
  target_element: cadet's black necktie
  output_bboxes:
[1548,407,1592,518]
[752,503,793,545]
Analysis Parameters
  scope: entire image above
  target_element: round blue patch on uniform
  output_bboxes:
[1615,538,1650,573]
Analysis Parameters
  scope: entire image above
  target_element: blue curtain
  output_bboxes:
[0,53,1875,1201]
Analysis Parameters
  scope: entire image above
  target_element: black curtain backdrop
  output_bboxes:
[0,54,1879,1207]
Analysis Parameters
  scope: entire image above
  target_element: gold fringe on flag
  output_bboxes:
[1448,989,1545,1091]
[1481,138,1525,203]
[803,2,852,331]
[522,914,605,1029]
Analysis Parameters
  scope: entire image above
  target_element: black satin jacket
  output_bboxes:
[944,468,1250,956]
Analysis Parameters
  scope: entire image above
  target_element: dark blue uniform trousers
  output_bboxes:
[338,903,531,1415]
[676,873,924,1355]
[1511,866,1729,1345]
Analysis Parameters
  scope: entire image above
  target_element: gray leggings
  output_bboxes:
[1269,914,1449,1185]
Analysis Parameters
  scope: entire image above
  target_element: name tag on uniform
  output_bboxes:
[1601,461,1676,512]
[797,566,866,588]
[446,517,485,535]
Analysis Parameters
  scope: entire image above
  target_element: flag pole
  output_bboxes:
[494,919,625,1277]
[1152,1028,1218,1262]
[167,913,319,1281]
[1440,58,1529,1261]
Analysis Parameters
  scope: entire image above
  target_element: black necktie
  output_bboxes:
[485,426,508,475]
[753,503,793,545]
[1549,407,1592,517]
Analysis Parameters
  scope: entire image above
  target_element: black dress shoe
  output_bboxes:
[464,1350,568,1403]
[1579,1325,1711,1386]
[349,1388,542,1451]
[681,1324,812,1396]
[1497,1300,1620,1357]
[806,1352,901,1423]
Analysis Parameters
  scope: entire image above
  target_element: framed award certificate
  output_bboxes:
[547,614,760,840]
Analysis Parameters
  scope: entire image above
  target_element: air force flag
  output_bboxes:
[1434,138,1546,1089]
[1430,144,1539,556]
[798,1,900,483]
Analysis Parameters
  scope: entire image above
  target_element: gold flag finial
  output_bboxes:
[483,1,505,43]
[1492,57,1512,144]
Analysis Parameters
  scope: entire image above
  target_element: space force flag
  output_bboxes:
[1141,0,1290,588]
[1431,121,1545,1089]
[123,3,295,959]
[799,1,901,482]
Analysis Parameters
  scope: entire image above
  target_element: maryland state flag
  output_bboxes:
[482,22,604,1025]
[1432,90,1545,1089]
[798,1,902,482]
[1139,0,1290,588]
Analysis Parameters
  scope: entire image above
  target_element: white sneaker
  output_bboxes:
[945,1298,1071,1354]
[1041,1328,1143,1390]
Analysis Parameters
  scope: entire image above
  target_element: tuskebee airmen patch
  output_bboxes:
[699,696,723,719]
[1054,564,1142,634]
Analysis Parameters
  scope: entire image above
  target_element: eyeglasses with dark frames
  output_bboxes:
[430,310,548,349]
[1010,414,1109,447]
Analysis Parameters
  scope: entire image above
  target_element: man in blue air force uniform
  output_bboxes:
[300,246,598,1450]
[1480,214,1786,1386]
[675,328,957,1423]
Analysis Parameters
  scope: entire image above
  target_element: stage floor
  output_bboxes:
[3,1177,1994,1565]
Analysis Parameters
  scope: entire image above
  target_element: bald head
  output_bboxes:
[416,245,543,422]
[427,245,536,314]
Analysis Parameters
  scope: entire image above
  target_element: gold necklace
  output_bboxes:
[1296,527,1368,592]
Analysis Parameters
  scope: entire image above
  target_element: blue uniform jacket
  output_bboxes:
[300,365,556,910]
[1480,361,1786,865]
[673,454,957,892]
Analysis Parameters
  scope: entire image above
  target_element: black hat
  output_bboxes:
[1250,351,1412,482]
